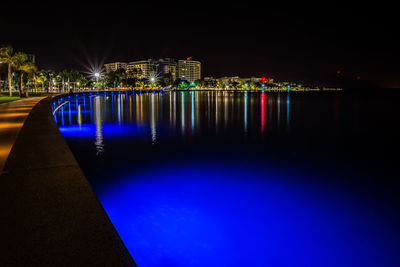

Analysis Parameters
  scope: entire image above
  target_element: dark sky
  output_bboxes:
[1,1,399,88]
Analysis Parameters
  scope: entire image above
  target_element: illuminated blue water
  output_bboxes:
[53,91,400,266]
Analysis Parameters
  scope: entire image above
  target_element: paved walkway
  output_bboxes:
[0,97,136,266]
[0,97,46,172]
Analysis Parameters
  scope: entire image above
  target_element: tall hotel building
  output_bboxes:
[127,59,156,80]
[104,62,127,73]
[156,58,177,81]
[177,58,201,82]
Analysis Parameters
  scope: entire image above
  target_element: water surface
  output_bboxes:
[53,91,400,266]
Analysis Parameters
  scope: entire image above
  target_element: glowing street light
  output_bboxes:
[93,72,100,90]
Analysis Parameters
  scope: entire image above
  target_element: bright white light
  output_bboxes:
[150,77,155,82]
[94,73,100,78]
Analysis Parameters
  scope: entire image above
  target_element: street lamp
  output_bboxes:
[93,72,100,90]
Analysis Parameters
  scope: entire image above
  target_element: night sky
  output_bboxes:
[1,1,399,88]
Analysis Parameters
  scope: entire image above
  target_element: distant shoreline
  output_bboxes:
[82,87,343,92]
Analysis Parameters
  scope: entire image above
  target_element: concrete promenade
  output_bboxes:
[0,97,136,266]
[0,97,45,172]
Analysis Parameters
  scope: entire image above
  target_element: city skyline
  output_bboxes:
[105,57,201,83]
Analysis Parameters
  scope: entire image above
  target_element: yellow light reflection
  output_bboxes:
[0,112,30,118]
[0,108,31,112]
[0,148,10,157]
[0,122,24,129]
[78,105,82,126]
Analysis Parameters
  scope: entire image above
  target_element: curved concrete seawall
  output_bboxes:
[0,97,136,266]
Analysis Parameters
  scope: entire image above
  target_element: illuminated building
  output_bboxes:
[245,77,262,83]
[156,58,177,81]
[177,58,201,82]
[127,59,156,79]
[104,62,127,73]
[218,76,241,84]
[205,76,274,84]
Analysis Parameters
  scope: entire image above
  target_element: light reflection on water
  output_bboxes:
[53,91,400,267]
[54,91,292,153]
[94,96,104,155]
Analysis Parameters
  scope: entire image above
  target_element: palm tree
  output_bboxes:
[34,70,47,93]
[20,63,37,96]
[105,70,119,89]
[13,52,37,97]
[0,46,15,96]
[58,69,72,92]
[137,79,146,90]
[46,71,56,92]
[33,75,39,93]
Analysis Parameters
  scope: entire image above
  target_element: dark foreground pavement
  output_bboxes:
[0,97,136,266]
